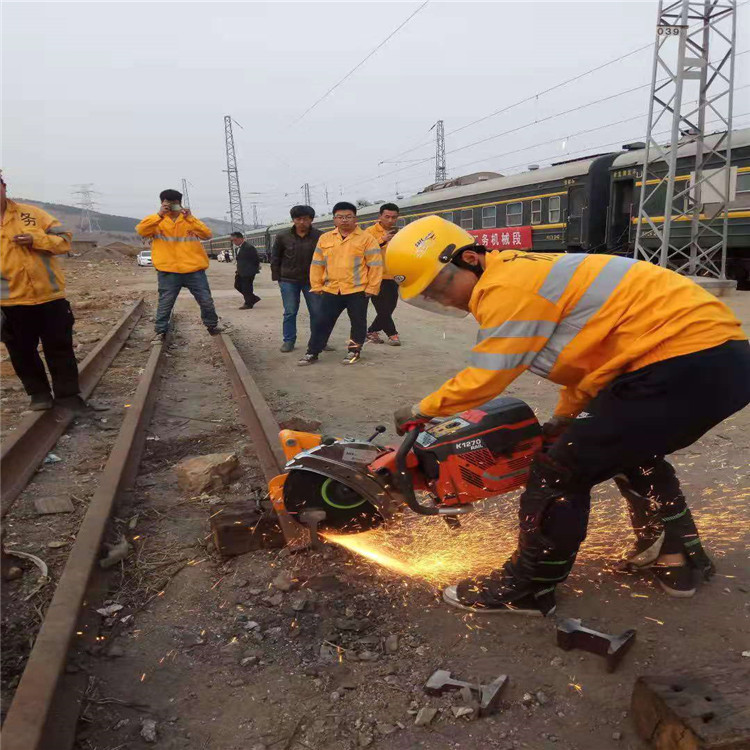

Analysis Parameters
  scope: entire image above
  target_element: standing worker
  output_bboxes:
[271,205,322,353]
[231,231,261,309]
[0,172,86,412]
[366,203,402,346]
[136,189,225,341]
[299,202,383,366]
[388,216,749,614]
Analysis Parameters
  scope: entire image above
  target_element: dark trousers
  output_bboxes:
[0,298,80,398]
[308,292,368,355]
[474,340,750,606]
[368,279,399,337]
[155,270,219,333]
[236,274,260,307]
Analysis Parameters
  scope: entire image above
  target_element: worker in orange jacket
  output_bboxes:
[388,216,750,615]
[1,172,86,411]
[136,189,224,341]
[299,202,383,366]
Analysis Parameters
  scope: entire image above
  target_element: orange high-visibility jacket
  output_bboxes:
[1,200,72,306]
[136,213,212,273]
[419,251,747,419]
[310,226,383,296]
[365,221,394,280]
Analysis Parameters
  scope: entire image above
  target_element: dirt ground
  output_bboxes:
[1,259,749,750]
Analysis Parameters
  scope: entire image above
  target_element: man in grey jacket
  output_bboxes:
[271,205,322,352]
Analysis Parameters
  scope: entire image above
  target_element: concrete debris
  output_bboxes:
[358,732,374,747]
[96,603,124,617]
[522,692,535,706]
[414,707,438,726]
[272,571,295,592]
[47,540,68,549]
[452,706,474,719]
[99,537,130,569]
[536,690,549,705]
[265,592,284,607]
[384,634,399,654]
[612,731,623,740]
[175,452,242,494]
[140,718,157,743]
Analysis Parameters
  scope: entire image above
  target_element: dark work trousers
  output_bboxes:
[307,292,369,355]
[367,279,399,337]
[236,274,260,307]
[0,298,80,398]
[155,270,219,333]
[470,340,750,608]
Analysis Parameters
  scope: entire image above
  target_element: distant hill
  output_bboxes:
[16,198,237,241]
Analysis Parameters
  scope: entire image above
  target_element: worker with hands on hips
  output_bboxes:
[389,215,750,615]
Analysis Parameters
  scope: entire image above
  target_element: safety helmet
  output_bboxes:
[385,216,477,300]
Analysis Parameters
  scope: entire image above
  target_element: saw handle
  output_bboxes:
[395,427,472,517]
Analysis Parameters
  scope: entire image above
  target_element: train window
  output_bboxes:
[531,199,542,225]
[738,172,750,194]
[460,210,474,229]
[481,206,497,228]
[549,196,561,223]
[443,212,454,223]
[506,202,523,227]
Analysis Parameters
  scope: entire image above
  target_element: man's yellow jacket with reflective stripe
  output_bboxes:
[365,221,394,280]
[1,200,71,306]
[419,251,747,419]
[135,213,212,273]
[310,226,383,296]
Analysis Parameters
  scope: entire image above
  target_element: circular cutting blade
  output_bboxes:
[283,469,384,532]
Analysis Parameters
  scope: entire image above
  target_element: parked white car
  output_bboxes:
[137,250,152,267]
[217,250,234,263]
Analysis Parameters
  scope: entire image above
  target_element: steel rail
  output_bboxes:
[0,332,170,750]
[212,332,306,545]
[1,297,145,517]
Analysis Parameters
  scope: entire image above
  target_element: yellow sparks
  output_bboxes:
[644,616,664,625]
[569,682,584,695]
[140,673,146,682]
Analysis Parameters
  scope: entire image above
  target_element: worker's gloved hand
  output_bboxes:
[541,415,575,448]
[394,403,430,436]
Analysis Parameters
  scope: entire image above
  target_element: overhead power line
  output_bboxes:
[290,0,430,126]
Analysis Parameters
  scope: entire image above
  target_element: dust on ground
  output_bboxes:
[2,259,748,750]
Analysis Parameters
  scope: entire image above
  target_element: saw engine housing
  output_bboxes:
[272,397,542,531]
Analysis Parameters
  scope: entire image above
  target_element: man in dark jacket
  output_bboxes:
[271,205,323,353]
[231,232,261,309]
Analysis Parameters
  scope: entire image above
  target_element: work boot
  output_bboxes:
[29,393,54,411]
[55,395,92,414]
[342,350,361,365]
[280,341,295,353]
[366,332,384,344]
[443,577,556,617]
[239,304,253,310]
[650,564,696,598]
[297,353,318,367]
[323,344,336,352]
[207,324,228,336]
[386,335,401,346]
[152,332,167,345]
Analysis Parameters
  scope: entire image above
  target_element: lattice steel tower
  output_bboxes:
[223,115,245,232]
[634,0,737,278]
[434,120,447,183]
[71,184,101,232]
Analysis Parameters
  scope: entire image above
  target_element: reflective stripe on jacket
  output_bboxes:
[419,250,746,418]
[1,200,71,306]
[310,226,383,296]
[365,222,394,280]
[135,213,212,273]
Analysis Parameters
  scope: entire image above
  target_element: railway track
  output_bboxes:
[1,325,301,750]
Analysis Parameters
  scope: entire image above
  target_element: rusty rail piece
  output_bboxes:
[212,332,306,546]
[1,297,146,517]
[1,332,170,750]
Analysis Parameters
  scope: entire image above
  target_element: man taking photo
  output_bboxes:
[136,189,224,340]
[231,231,261,309]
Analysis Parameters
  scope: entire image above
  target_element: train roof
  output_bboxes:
[610,127,750,169]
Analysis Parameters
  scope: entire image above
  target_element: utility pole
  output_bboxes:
[181,178,191,209]
[71,184,101,232]
[223,115,245,233]
[432,119,447,183]
[634,0,736,278]
[302,182,311,207]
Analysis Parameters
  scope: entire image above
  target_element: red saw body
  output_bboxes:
[270,397,542,532]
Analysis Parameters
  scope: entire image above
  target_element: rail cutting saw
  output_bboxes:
[268,397,542,532]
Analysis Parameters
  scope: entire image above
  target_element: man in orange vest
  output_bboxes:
[1,172,85,411]
[388,216,750,615]
[136,189,225,341]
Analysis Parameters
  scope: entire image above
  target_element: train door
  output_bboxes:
[608,179,635,253]
[565,185,587,249]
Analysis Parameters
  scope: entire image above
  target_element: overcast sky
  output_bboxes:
[2,0,748,225]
